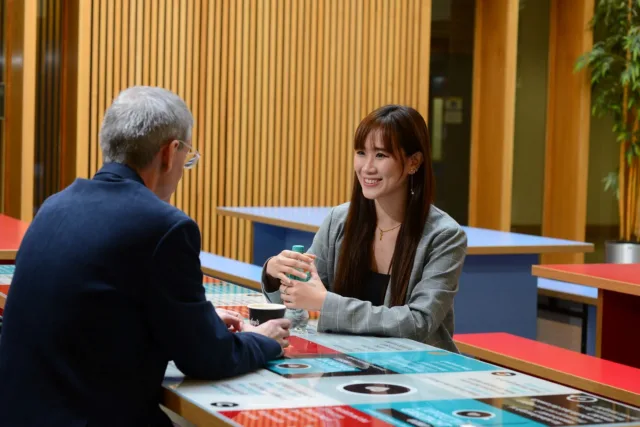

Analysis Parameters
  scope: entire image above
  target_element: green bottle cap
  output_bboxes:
[292,245,305,253]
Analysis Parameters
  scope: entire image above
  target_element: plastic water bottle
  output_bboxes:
[284,244,310,334]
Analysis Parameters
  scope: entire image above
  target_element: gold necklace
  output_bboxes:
[378,223,402,240]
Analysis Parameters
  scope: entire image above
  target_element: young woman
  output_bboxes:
[261,105,467,352]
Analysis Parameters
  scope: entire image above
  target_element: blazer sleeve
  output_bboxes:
[317,225,467,343]
[261,208,335,303]
[146,219,282,380]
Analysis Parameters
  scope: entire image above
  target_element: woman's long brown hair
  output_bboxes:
[333,105,434,307]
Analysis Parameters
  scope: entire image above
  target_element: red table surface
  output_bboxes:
[0,215,29,251]
[543,263,640,284]
[455,332,640,395]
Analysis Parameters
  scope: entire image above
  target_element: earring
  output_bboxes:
[410,169,416,196]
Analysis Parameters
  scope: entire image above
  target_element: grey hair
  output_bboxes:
[99,86,194,169]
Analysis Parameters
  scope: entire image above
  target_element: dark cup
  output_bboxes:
[247,303,286,327]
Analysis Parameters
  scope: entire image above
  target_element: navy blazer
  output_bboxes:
[0,163,281,427]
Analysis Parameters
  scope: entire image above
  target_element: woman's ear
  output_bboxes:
[409,152,423,173]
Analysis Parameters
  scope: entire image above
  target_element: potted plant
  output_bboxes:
[575,0,640,263]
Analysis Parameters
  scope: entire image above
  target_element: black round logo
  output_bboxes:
[341,382,413,395]
[454,410,495,419]
[277,363,311,369]
[211,402,239,408]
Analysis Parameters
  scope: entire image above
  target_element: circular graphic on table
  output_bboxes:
[454,410,495,420]
[339,382,415,396]
[210,402,239,408]
[277,363,311,369]
[491,371,517,377]
[567,394,598,403]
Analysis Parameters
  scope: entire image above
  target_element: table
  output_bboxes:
[216,207,594,340]
[532,263,640,369]
[2,267,638,425]
[0,265,12,310]
[0,214,29,262]
[162,280,640,427]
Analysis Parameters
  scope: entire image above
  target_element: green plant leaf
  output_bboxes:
[579,0,640,209]
[602,171,619,200]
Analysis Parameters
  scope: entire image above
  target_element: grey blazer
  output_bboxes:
[262,202,467,353]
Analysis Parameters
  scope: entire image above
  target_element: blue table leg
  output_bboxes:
[253,223,315,266]
[455,254,538,339]
[585,304,597,356]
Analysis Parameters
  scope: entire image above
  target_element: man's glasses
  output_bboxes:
[177,140,200,169]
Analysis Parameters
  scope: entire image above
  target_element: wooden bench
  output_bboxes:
[199,252,262,291]
[200,250,599,306]
[198,255,598,306]
[454,332,640,406]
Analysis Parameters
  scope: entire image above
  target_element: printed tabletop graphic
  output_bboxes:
[0,264,15,286]
[164,332,640,427]
[5,268,637,426]
[353,393,640,427]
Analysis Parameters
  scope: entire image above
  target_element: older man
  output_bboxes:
[0,86,290,426]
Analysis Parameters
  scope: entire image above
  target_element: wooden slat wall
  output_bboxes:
[34,0,63,212]
[59,0,81,190]
[0,0,5,212]
[1,0,37,221]
[76,0,432,261]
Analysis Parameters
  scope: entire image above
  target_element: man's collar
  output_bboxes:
[93,162,146,186]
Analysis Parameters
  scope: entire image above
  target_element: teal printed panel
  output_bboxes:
[348,350,497,374]
[203,282,259,295]
[354,399,545,427]
[0,265,15,274]
[267,358,361,376]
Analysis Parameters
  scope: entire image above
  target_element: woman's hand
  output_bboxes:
[266,250,315,283]
[279,260,327,311]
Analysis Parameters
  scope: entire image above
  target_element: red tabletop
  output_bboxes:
[0,284,9,309]
[0,214,29,261]
[532,263,640,296]
[455,332,640,405]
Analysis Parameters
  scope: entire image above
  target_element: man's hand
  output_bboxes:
[244,318,291,348]
[215,308,244,332]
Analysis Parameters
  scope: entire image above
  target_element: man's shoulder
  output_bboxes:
[125,190,196,237]
[38,178,195,237]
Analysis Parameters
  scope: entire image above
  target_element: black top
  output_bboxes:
[363,270,391,306]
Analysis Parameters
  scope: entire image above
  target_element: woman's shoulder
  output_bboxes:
[422,205,467,243]
[315,202,350,241]
[329,202,351,222]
